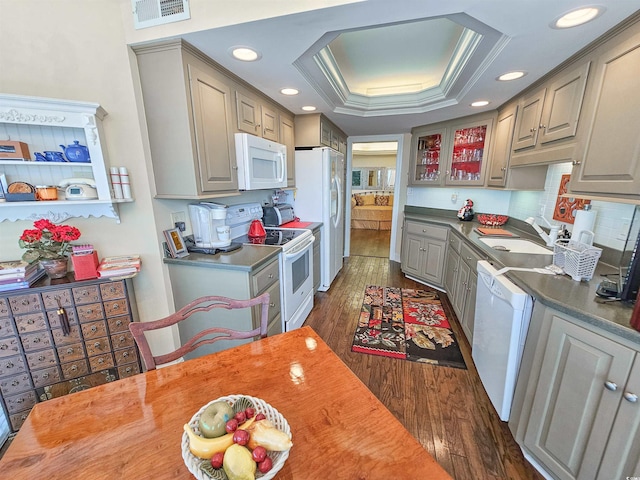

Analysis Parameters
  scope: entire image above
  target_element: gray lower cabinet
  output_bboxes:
[570,22,640,198]
[401,220,448,288]
[134,40,238,198]
[447,239,482,343]
[167,256,282,360]
[519,307,640,479]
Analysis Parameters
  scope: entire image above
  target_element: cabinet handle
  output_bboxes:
[623,392,638,403]
[422,229,427,233]
[38,355,45,361]
[572,160,581,166]
[21,299,30,305]
[604,380,618,391]
[269,302,276,308]
[12,380,19,386]
[466,256,472,261]
[27,319,34,325]
[501,167,506,172]
[539,124,546,130]
[268,274,274,279]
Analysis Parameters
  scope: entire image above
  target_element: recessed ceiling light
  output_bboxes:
[280,88,299,96]
[498,71,526,81]
[229,46,261,62]
[552,7,604,29]
[471,100,490,107]
[301,106,317,111]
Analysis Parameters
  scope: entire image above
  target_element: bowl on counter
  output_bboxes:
[477,214,509,226]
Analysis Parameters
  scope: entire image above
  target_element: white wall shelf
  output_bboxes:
[0,94,127,223]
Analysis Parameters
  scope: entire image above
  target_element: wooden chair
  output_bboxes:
[129,292,270,370]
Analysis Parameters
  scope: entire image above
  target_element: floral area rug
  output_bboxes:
[351,285,467,369]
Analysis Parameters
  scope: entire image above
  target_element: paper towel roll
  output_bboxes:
[573,208,596,244]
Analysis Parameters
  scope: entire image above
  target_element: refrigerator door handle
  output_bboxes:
[333,176,343,228]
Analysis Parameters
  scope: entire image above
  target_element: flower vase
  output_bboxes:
[40,258,68,279]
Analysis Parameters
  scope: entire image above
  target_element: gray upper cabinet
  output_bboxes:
[295,113,347,154]
[235,91,279,142]
[510,61,590,167]
[134,40,238,198]
[279,113,296,187]
[488,103,548,190]
[570,23,640,198]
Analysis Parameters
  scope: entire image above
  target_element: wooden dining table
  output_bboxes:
[0,326,452,479]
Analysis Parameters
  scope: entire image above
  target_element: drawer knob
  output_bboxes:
[123,352,129,358]
[94,342,101,348]
[268,273,274,279]
[43,373,49,379]
[38,355,45,361]
[67,348,74,354]
[98,358,104,364]
[623,392,638,403]
[269,303,276,308]
[33,338,41,344]
[0,344,7,350]
[125,367,132,373]
[6,361,14,368]
[27,319,34,325]
[91,326,97,333]
[572,160,581,166]
[12,380,19,386]
[112,303,120,310]
[604,380,617,391]
[16,398,24,404]
[71,365,78,371]
[116,320,122,327]
[21,299,30,305]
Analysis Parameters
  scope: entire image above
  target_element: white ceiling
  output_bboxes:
[181,1,640,137]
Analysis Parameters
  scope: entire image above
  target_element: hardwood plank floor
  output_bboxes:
[305,232,544,480]
[350,228,391,257]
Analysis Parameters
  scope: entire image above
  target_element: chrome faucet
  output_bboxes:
[525,216,560,247]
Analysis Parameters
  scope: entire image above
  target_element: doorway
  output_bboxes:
[345,135,403,259]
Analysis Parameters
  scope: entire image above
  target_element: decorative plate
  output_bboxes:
[182,394,291,480]
[477,214,509,226]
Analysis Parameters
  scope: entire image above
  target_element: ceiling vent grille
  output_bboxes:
[132,0,190,29]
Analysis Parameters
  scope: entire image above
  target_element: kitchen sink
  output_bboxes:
[478,237,554,255]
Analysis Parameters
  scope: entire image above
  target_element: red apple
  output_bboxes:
[258,456,273,473]
[233,429,250,446]
[210,452,224,469]
[244,407,255,419]
[234,411,247,424]
[225,418,238,433]
[251,446,267,463]
[255,413,266,421]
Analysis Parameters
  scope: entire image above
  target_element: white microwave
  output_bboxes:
[235,133,287,190]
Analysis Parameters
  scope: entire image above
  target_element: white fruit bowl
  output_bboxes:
[181,394,291,480]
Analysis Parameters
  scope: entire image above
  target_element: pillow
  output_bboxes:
[375,195,389,206]
[354,194,365,206]
[362,194,376,206]
[351,197,357,208]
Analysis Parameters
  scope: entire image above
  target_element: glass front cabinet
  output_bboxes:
[409,113,495,187]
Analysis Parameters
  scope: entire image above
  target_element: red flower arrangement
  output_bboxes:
[19,219,81,262]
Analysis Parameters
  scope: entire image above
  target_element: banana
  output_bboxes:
[184,416,257,460]
[184,424,234,459]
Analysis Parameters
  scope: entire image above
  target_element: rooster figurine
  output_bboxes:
[457,198,474,221]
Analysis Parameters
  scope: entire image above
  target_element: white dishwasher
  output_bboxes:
[472,260,534,421]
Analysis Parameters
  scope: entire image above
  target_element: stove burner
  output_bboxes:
[236,228,305,247]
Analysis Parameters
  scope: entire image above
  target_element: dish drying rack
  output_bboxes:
[553,231,602,281]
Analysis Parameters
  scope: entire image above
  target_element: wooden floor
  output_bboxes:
[305,231,544,480]
[349,228,391,257]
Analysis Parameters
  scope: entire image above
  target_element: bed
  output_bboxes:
[351,192,393,230]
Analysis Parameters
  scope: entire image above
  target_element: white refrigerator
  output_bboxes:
[294,147,344,291]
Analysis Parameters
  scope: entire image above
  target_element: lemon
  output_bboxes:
[223,444,256,480]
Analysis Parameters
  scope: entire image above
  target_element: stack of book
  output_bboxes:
[0,260,46,292]
[97,255,141,279]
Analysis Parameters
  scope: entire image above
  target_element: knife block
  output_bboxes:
[72,251,99,280]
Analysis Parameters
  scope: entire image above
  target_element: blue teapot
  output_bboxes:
[34,151,66,162]
[59,140,90,163]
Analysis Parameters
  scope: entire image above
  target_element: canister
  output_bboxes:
[35,185,58,201]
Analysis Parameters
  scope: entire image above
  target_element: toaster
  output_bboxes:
[263,204,295,226]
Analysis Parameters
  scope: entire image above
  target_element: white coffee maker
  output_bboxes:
[188,202,232,248]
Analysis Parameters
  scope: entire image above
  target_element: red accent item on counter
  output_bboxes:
[631,289,640,332]
[281,221,312,228]
[71,251,99,280]
[248,219,266,238]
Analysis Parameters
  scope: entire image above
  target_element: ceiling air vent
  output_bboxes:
[132,0,190,30]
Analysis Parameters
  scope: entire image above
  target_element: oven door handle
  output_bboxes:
[284,236,315,260]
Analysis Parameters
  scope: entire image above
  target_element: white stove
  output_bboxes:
[227,204,315,332]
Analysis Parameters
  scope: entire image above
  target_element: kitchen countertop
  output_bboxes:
[164,243,280,272]
[404,206,639,345]
[162,222,322,272]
